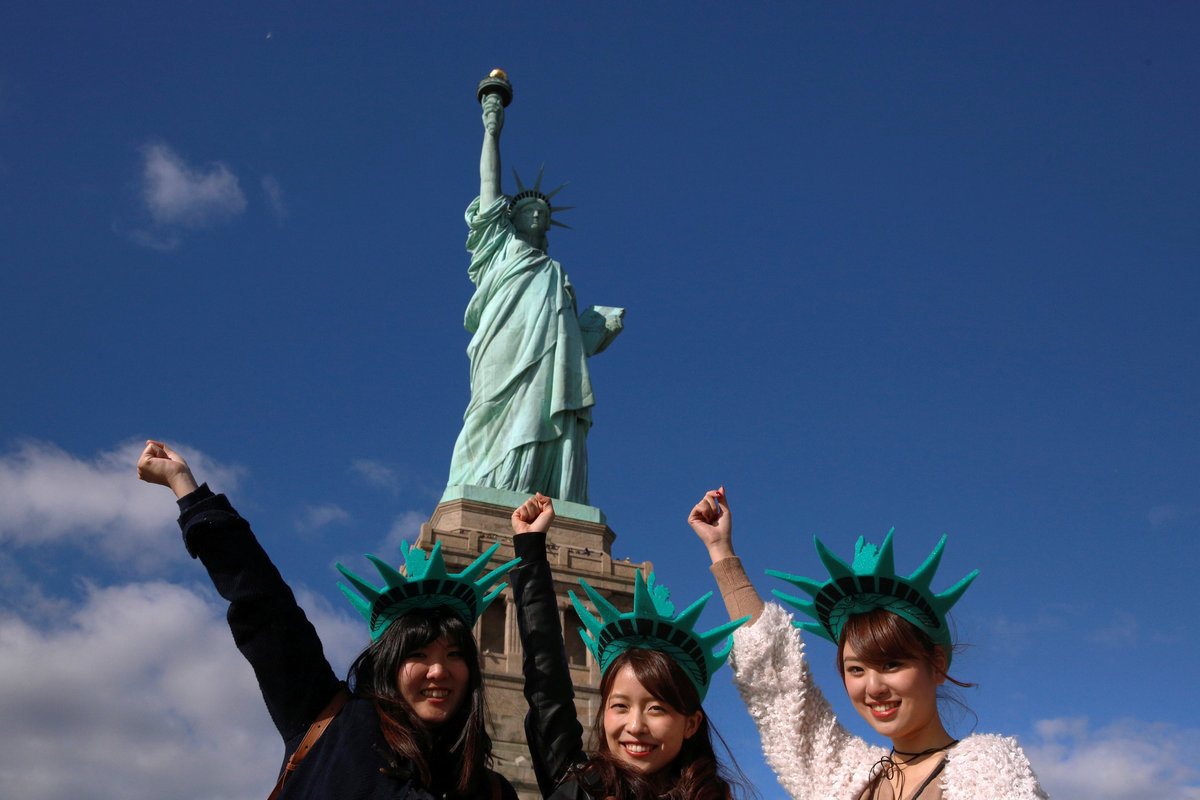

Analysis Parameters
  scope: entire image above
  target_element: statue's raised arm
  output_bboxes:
[478,75,505,208]
[445,70,624,507]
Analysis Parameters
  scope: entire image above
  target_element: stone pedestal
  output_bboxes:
[419,494,650,800]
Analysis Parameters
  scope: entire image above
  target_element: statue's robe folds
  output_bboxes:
[447,195,593,504]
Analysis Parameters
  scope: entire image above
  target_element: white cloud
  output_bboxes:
[0,580,280,800]
[141,142,246,228]
[351,458,401,492]
[0,439,241,569]
[1027,717,1200,800]
[296,503,351,532]
[262,174,287,223]
[380,510,428,555]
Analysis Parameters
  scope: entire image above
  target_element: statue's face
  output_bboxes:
[512,201,550,236]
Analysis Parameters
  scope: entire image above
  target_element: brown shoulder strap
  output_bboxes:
[267,686,351,800]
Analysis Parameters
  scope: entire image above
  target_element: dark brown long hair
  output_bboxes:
[573,648,747,800]
[347,607,492,796]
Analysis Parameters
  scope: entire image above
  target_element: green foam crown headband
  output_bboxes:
[570,571,749,702]
[337,540,519,640]
[767,530,978,666]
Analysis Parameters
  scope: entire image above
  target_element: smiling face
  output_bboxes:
[837,610,952,752]
[397,635,471,726]
[840,641,947,750]
[601,663,703,775]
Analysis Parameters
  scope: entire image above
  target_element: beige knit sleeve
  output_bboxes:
[709,556,765,623]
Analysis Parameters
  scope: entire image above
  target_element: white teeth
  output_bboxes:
[869,702,899,711]
[623,744,654,754]
[423,689,450,698]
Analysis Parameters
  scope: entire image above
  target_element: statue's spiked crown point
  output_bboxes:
[509,165,571,227]
[767,530,978,666]
[337,540,520,641]
[570,571,748,702]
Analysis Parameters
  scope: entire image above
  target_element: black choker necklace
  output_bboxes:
[870,740,958,783]
[891,740,958,762]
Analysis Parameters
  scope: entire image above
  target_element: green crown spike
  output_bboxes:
[767,529,979,666]
[336,540,520,641]
[509,166,572,222]
[569,571,748,702]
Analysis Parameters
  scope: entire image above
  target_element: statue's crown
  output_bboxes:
[508,165,573,229]
[570,571,748,702]
[767,530,978,665]
[337,541,519,641]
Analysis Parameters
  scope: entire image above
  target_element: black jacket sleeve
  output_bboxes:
[510,531,587,798]
[177,484,342,746]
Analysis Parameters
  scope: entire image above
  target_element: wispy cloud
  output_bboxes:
[1084,610,1139,648]
[351,458,401,492]
[141,142,246,227]
[349,460,445,504]
[126,142,246,249]
[1027,717,1200,800]
[379,510,428,555]
[985,606,1072,654]
[262,175,287,223]
[296,503,351,532]
[0,439,241,569]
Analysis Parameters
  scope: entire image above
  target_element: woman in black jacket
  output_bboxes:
[138,440,518,800]
[509,493,748,800]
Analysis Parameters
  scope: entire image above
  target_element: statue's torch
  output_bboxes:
[476,68,513,107]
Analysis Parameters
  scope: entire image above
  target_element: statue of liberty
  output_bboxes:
[446,70,624,506]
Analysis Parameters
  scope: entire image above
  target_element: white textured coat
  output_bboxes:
[730,602,1048,799]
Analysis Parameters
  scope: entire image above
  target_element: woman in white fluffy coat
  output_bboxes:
[688,488,1047,800]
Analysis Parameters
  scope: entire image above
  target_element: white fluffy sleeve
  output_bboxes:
[943,734,1049,800]
[729,601,886,800]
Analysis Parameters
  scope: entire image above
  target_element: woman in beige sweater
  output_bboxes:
[688,488,1046,800]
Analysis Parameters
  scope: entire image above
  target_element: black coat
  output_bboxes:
[511,531,604,800]
[178,485,518,800]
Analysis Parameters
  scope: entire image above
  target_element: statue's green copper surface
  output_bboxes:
[447,71,624,505]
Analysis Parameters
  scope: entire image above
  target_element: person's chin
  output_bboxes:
[415,700,458,725]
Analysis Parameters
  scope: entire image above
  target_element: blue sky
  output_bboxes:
[2,2,1198,798]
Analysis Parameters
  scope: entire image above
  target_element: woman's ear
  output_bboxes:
[933,647,949,686]
[683,709,704,739]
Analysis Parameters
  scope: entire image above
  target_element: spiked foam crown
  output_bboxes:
[508,166,573,229]
[337,541,519,641]
[570,571,748,702]
[767,530,978,665]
